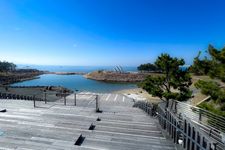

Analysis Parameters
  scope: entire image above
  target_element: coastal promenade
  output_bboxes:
[0,92,175,150]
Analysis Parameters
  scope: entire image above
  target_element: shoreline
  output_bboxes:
[0,72,43,86]
[1,71,86,86]
[15,76,40,83]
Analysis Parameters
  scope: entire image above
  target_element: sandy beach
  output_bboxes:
[114,86,208,105]
[113,87,161,103]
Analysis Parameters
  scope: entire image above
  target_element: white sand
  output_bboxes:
[114,88,161,103]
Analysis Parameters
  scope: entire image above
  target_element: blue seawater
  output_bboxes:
[12,65,138,93]
[16,65,138,73]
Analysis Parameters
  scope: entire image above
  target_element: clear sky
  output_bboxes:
[0,0,225,66]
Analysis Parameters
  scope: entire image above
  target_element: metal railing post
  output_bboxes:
[96,95,99,112]
[44,92,47,104]
[146,103,148,112]
[64,95,66,105]
[199,109,202,122]
[74,93,76,106]
[33,95,36,108]
[174,101,177,114]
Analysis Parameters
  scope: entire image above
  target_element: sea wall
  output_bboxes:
[46,72,86,75]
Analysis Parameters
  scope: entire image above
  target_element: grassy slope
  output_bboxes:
[190,75,211,105]
[191,74,225,117]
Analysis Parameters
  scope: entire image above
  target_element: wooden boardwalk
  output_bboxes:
[0,93,175,150]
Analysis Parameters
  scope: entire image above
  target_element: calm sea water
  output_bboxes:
[17,65,138,73]
[12,65,138,93]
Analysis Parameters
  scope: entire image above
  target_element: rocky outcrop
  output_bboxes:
[85,71,151,82]
[0,69,44,85]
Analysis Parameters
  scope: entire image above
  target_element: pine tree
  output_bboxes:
[139,54,192,107]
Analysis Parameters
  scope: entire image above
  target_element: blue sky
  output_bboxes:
[0,0,225,66]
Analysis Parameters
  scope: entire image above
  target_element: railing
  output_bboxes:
[167,100,225,133]
[0,92,44,108]
[72,93,100,112]
[134,100,225,150]
[35,91,100,111]
[133,100,157,116]
[0,91,100,112]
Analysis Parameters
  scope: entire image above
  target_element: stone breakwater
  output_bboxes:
[84,71,158,82]
[46,72,86,75]
[0,86,72,102]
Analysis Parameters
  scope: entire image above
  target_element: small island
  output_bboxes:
[84,70,160,82]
